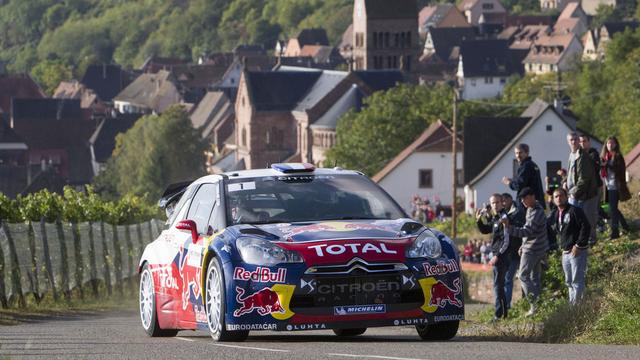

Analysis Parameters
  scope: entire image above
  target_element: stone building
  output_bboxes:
[352,0,419,71]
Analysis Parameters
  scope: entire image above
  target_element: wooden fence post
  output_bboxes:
[112,224,123,295]
[100,222,112,296]
[55,219,71,301]
[3,222,25,307]
[0,221,8,308]
[26,221,41,303]
[88,222,99,297]
[39,218,58,301]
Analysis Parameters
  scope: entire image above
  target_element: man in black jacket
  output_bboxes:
[502,143,545,209]
[476,193,511,320]
[548,188,590,305]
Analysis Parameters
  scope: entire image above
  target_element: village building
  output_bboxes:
[113,70,182,114]
[523,33,583,74]
[457,39,523,100]
[457,0,506,27]
[351,0,419,71]
[418,4,470,37]
[373,120,463,212]
[463,99,602,212]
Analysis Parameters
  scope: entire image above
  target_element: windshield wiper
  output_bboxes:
[320,216,386,221]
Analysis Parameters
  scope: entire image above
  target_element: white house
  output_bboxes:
[372,120,463,213]
[463,99,602,213]
[457,39,522,100]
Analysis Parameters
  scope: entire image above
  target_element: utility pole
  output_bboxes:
[451,88,458,240]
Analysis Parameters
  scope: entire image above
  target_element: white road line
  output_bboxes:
[329,353,424,360]
[210,343,290,353]
[176,337,195,342]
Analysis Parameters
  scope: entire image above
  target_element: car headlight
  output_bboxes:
[236,237,303,266]
[405,230,442,259]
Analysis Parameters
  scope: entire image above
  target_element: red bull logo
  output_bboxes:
[233,287,285,317]
[429,279,462,308]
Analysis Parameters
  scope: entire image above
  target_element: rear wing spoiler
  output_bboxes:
[158,180,193,209]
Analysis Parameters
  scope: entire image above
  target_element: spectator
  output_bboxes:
[566,132,599,246]
[501,187,548,317]
[502,143,545,208]
[463,240,473,262]
[480,242,488,264]
[600,136,631,239]
[547,188,590,305]
[473,239,482,263]
[501,192,525,310]
[475,194,511,320]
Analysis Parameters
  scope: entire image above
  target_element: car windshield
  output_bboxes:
[224,174,406,225]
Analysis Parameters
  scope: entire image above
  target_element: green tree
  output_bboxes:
[592,4,622,30]
[30,59,72,95]
[325,84,494,176]
[500,73,559,105]
[94,105,206,201]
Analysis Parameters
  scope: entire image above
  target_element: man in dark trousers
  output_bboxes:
[476,193,511,320]
[501,192,525,310]
[502,143,545,208]
[547,188,590,305]
[500,187,548,317]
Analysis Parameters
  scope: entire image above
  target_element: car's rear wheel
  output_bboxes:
[205,257,249,342]
[416,321,459,341]
[139,264,178,337]
[333,328,367,336]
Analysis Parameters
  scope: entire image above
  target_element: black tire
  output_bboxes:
[333,328,367,337]
[205,257,249,342]
[139,264,178,337]
[416,320,459,341]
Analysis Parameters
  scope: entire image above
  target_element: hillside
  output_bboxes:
[0,0,354,74]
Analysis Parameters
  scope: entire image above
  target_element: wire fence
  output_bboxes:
[0,219,163,308]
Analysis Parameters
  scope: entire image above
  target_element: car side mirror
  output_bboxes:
[176,219,198,243]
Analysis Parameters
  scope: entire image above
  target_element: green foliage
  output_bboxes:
[0,0,352,73]
[561,28,640,153]
[500,73,559,105]
[94,105,206,201]
[325,84,495,176]
[0,187,156,225]
[591,4,622,29]
[29,59,72,96]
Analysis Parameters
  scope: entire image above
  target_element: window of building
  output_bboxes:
[546,125,553,132]
[500,77,506,84]
[482,3,494,10]
[539,64,543,71]
[550,64,555,71]
[470,79,476,86]
[385,32,390,48]
[419,169,433,188]
[406,55,412,71]
[407,31,411,47]
[484,77,493,84]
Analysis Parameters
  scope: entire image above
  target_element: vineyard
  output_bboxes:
[0,187,162,308]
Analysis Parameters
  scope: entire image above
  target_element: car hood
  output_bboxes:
[236,219,423,243]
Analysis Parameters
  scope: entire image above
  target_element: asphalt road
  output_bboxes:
[1,307,639,360]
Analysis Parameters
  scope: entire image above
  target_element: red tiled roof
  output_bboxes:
[625,143,640,167]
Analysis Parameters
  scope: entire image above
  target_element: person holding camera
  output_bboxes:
[476,194,512,320]
[500,187,548,317]
[501,192,525,310]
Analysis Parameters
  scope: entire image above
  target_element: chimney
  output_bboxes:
[554,98,563,113]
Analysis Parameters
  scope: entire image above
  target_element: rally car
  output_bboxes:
[138,163,464,342]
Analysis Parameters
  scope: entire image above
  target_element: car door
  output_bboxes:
[178,182,219,326]
[154,184,197,328]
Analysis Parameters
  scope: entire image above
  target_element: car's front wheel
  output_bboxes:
[139,264,178,337]
[416,321,459,341]
[205,257,249,342]
[333,328,367,337]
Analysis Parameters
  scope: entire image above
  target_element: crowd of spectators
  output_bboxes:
[409,195,445,223]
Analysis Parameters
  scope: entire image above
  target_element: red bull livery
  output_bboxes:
[138,163,464,342]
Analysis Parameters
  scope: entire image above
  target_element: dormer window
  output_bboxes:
[482,3,494,10]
